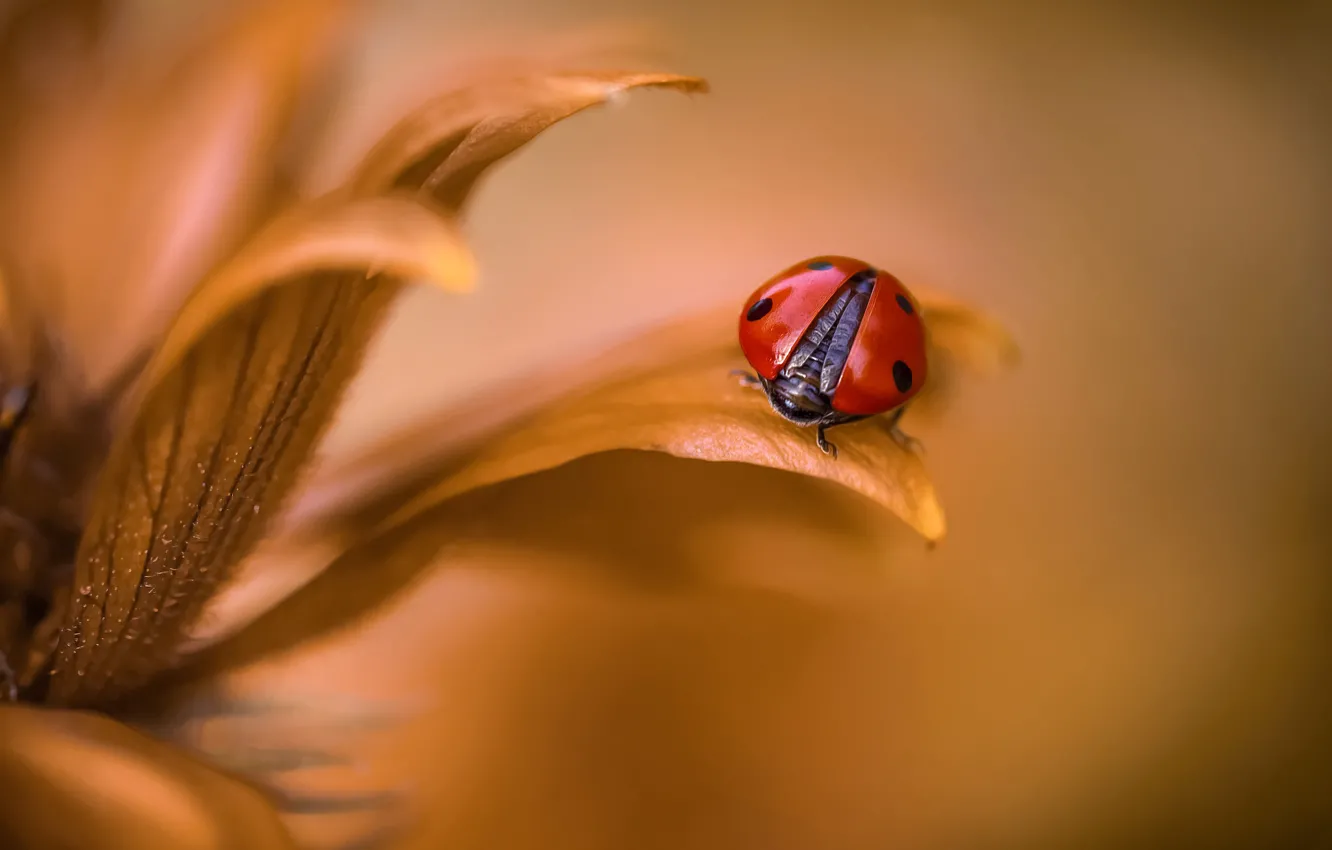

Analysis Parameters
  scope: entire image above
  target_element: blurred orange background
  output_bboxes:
[32,0,1332,848]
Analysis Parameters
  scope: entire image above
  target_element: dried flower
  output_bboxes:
[0,1,1014,846]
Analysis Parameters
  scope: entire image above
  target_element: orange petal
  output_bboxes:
[178,292,1016,657]
[373,341,946,543]
[175,309,734,655]
[284,294,1015,546]
[45,193,470,708]
[348,71,708,207]
[139,192,474,394]
[0,703,298,849]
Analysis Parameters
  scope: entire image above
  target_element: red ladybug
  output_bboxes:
[734,256,927,458]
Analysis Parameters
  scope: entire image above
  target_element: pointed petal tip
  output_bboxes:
[598,72,710,94]
[917,504,947,544]
[568,72,710,107]
[347,69,708,201]
[425,241,478,293]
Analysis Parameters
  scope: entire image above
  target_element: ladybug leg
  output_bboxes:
[815,424,839,459]
[884,407,924,455]
[729,369,763,390]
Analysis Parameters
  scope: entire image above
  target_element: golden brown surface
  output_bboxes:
[0,1,1327,849]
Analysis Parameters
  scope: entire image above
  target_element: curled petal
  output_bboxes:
[0,703,298,849]
[180,293,1016,655]
[46,62,705,701]
[174,310,734,655]
[165,69,708,654]
[284,307,734,535]
[141,192,475,392]
[292,295,1015,545]
[349,71,709,206]
[45,194,472,707]
[372,347,947,543]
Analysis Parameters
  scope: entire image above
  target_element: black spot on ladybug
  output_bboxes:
[746,297,773,321]
[895,293,914,315]
[892,360,913,393]
[807,260,834,270]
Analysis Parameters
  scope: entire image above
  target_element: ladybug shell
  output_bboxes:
[738,256,928,417]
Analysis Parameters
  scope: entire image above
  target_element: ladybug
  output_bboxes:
[733,256,927,458]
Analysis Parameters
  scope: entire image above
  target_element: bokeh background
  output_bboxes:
[32,0,1332,848]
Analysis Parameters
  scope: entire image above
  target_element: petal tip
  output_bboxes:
[425,244,478,293]
[613,73,710,97]
[911,499,947,544]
